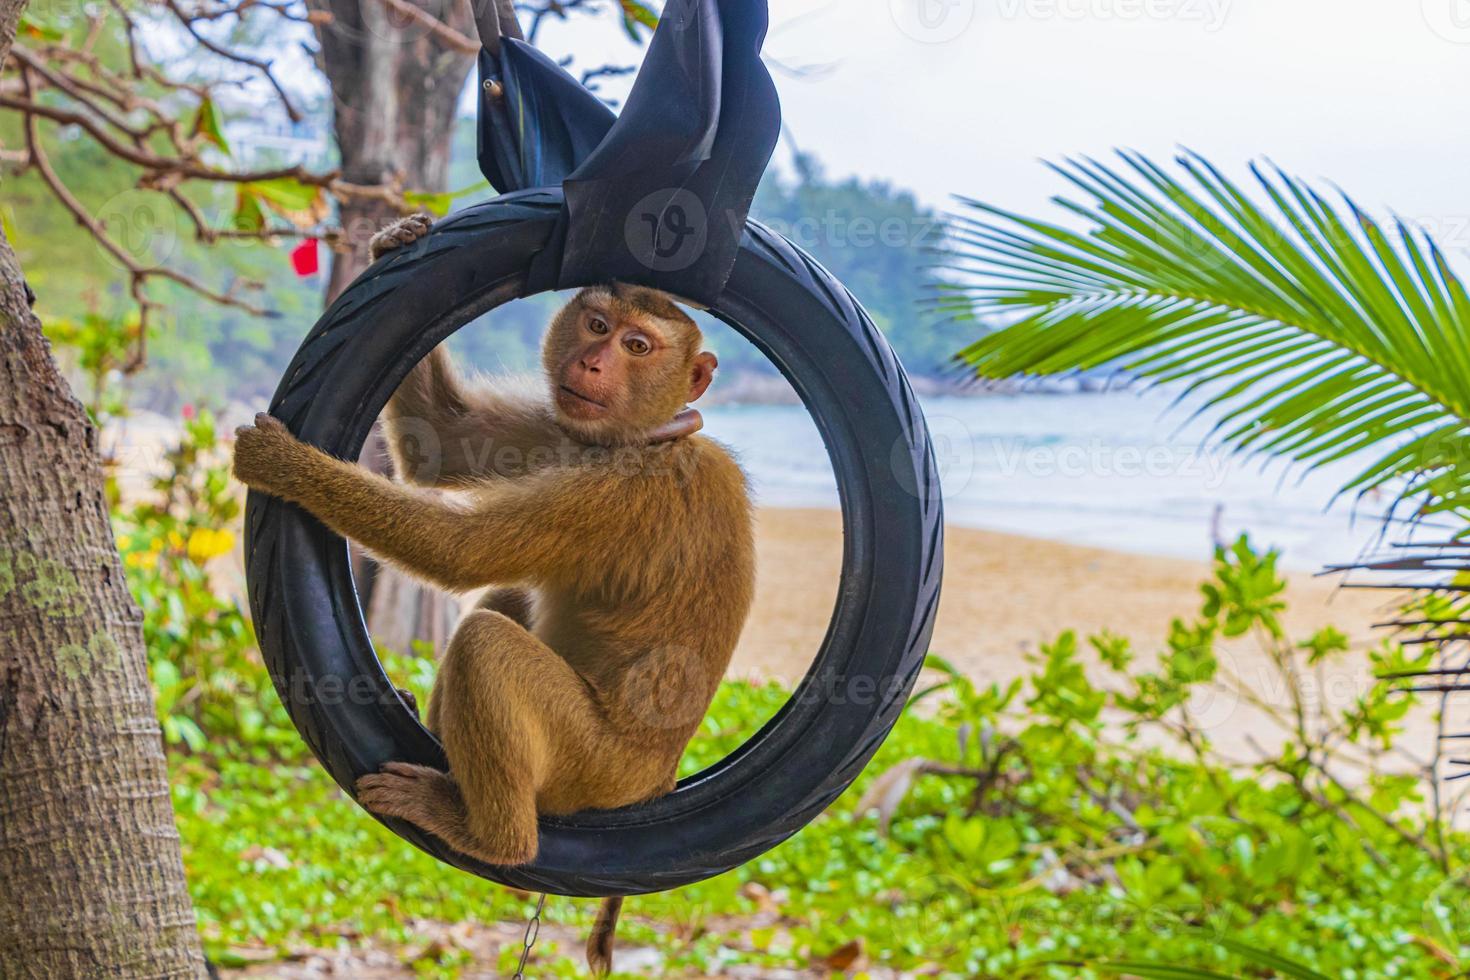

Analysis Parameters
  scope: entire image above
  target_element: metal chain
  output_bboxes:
[511,892,547,979]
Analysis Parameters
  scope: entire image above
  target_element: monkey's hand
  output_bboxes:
[232,413,317,500]
[369,213,433,261]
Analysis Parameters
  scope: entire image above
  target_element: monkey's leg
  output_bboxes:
[434,611,583,863]
[422,592,530,735]
[475,587,534,628]
[363,610,612,866]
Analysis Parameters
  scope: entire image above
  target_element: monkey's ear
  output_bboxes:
[689,352,718,403]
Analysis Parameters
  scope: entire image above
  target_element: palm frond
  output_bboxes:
[943,151,1470,517]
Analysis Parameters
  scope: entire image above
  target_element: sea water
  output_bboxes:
[702,388,1408,572]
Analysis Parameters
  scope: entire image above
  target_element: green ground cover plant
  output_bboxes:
[128,421,1466,976]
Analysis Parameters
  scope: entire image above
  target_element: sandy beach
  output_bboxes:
[735,507,1397,682]
[733,508,1441,765]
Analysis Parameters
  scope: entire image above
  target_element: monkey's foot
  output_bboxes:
[357,762,457,827]
[369,213,432,261]
[356,762,537,866]
[395,687,419,717]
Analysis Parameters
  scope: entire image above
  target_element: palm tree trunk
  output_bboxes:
[0,7,206,970]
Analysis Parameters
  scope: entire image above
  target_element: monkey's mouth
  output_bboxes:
[558,385,608,412]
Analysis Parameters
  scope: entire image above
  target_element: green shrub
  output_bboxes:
[111,409,287,752]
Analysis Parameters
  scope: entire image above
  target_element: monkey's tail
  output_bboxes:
[586,896,624,976]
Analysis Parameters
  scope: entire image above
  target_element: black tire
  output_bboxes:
[244,188,944,897]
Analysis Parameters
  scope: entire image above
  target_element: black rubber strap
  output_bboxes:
[471,0,521,55]
[477,40,616,194]
[476,0,780,306]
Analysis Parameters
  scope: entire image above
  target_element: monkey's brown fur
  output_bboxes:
[235,221,754,974]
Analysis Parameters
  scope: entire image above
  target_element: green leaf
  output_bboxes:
[242,178,326,229]
[0,204,18,248]
[1215,938,1331,980]
[403,191,455,217]
[17,15,65,41]
[1045,962,1241,979]
[192,96,231,155]
[924,652,964,678]
[404,180,491,217]
[946,151,1470,520]
[248,178,320,214]
[619,0,659,33]
[233,188,266,234]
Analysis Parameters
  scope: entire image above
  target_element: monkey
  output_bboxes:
[234,214,756,975]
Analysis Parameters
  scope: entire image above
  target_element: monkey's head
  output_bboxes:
[543,284,717,446]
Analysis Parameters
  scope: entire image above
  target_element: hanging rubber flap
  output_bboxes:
[476,39,616,194]
[551,0,780,305]
[474,0,780,306]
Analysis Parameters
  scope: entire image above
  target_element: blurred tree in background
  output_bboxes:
[750,152,969,376]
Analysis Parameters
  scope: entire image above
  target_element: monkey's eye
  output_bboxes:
[587,317,610,335]
[624,335,652,356]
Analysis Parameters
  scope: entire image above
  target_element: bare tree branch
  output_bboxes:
[377,0,479,54]
[520,0,594,44]
[162,0,303,121]
[18,66,271,369]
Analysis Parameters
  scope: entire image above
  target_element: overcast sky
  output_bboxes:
[529,0,1470,244]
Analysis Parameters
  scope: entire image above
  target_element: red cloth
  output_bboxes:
[290,238,320,276]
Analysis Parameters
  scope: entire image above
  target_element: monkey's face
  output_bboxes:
[544,285,717,445]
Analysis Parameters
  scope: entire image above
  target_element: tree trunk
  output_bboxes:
[0,7,206,976]
[307,0,477,655]
[309,0,476,296]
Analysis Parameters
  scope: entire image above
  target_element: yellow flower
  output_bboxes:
[126,551,159,570]
[186,528,236,563]
[167,531,185,550]
[116,535,133,550]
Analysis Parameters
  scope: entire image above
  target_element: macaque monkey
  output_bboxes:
[233,216,755,974]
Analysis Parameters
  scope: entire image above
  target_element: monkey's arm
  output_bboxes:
[384,346,561,486]
[235,414,590,590]
[372,212,560,485]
